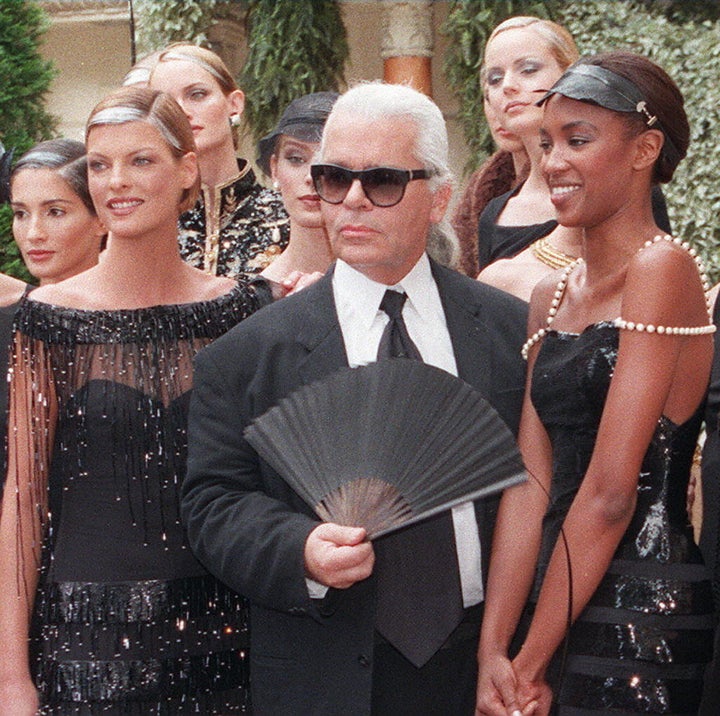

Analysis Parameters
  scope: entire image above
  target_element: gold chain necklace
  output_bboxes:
[531,237,577,270]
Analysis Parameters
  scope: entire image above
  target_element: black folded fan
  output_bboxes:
[244,360,526,538]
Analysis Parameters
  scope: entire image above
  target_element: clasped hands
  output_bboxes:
[304,522,374,589]
[475,651,552,716]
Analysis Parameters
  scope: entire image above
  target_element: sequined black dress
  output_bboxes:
[531,322,714,714]
[178,159,289,278]
[12,285,259,714]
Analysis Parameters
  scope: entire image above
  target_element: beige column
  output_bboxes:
[380,0,434,97]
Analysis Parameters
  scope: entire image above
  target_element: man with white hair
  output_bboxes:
[182,82,527,715]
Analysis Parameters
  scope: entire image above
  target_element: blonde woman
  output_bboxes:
[150,43,290,278]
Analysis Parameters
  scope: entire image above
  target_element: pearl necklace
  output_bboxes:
[521,258,582,360]
[521,234,716,361]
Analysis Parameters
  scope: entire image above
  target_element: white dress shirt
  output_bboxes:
[322,254,484,607]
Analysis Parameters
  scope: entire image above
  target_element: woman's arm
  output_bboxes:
[476,280,557,716]
[512,242,713,702]
[0,334,55,714]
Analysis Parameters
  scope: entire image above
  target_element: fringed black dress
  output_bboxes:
[531,322,714,714]
[11,285,258,714]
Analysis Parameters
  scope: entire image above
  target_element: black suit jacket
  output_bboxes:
[182,260,528,715]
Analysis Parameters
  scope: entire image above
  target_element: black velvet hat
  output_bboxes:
[257,91,339,176]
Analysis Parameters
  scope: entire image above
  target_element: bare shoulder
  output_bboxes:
[0,273,27,307]
[184,267,237,302]
[529,266,568,308]
[624,236,710,322]
[525,265,574,333]
[627,236,707,293]
[27,275,98,309]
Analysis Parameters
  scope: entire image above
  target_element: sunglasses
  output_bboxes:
[310,164,433,208]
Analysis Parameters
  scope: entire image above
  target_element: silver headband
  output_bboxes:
[160,50,227,86]
[87,106,183,152]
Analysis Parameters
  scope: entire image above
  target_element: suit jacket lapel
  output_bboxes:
[296,269,349,386]
[295,261,499,392]
[431,260,494,395]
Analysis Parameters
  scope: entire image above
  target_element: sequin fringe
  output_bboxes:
[6,285,260,713]
[39,651,250,714]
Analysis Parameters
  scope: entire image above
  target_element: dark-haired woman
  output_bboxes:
[0,87,260,714]
[10,139,105,285]
[476,52,715,716]
[256,91,337,285]
[0,139,106,498]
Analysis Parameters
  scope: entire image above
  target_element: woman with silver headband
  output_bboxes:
[476,51,714,716]
[0,87,263,713]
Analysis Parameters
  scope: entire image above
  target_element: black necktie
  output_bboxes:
[376,290,422,361]
[373,289,464,667]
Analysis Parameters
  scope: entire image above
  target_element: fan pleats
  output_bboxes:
[244,360,525,538]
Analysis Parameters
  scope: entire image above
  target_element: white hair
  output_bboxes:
[320,81,453,192]
[320,82,459,268]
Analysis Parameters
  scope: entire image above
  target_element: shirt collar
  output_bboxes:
[333,254,434,332]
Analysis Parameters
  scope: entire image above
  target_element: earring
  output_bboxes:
[229,114,241,128]
[273,180,280,190]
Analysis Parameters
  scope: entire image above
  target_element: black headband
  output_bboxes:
[536,63,681,167]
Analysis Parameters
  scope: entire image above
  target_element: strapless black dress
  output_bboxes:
[531,322,714,714]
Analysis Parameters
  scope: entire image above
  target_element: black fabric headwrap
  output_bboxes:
[536,63,681,167]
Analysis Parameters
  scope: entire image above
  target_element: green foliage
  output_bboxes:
[637,0,720,23]
[134,0,220,56]
[240,0,348,144]
[0,0,57,281]
[557,0,720,280]
[441,0,560,174]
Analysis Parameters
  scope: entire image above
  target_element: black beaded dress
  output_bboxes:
[10,284,259,714]
[531,321,714,714]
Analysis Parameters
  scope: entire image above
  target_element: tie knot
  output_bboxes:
[379,290,407,320]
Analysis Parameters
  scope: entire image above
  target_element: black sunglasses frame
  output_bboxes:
[310,163,433,207]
